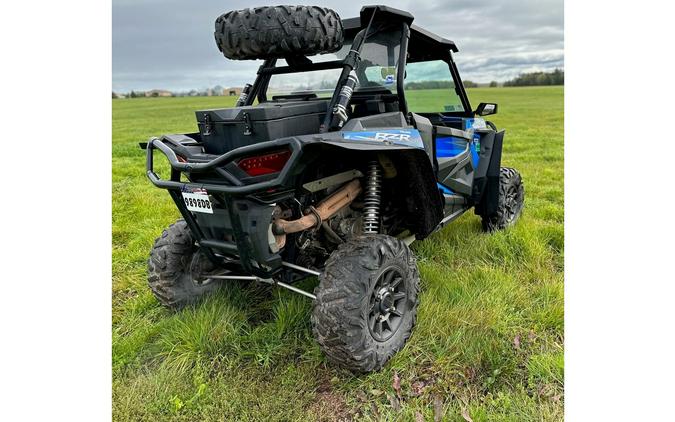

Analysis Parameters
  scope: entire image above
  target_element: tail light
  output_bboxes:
[236,149,291,177]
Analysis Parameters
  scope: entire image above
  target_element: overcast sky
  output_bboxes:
[112,0,563,92]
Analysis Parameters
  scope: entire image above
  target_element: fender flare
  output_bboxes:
[473,130,504,216]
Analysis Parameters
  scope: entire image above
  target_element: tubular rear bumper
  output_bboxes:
[146,136,302,194]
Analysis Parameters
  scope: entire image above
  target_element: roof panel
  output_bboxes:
[341,8,458,54]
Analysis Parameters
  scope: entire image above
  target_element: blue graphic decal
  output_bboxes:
[436,135,480,168]
[436,136,467,158]
[341,129,424,149]
[434,118,483,167]
[436,135,480,167]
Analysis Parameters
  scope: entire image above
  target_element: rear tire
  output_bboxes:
[482,167,525,231]
[214,6,344,60]
[147,219,219,309]
[311,235,420,373]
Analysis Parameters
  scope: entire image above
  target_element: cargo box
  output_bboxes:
[195,100,328,154]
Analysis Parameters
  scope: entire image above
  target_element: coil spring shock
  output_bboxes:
[363,160,382,234]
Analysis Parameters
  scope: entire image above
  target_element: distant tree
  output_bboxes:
[112,92,118,99]
[489,81,498,88]
[463,80,478,88]
[213,85,224,96]
[550,68,564,85]
[504,69,564,87]
[129,90,137,98]
[404,80,454,90]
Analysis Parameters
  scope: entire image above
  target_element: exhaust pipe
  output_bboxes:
[272,179,362,248]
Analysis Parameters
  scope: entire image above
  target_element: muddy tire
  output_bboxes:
[147,220,219,309]
[214,6,343,60]
[311,235,420,373]
[482,167,525,231]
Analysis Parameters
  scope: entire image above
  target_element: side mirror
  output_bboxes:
[475,102,498,116]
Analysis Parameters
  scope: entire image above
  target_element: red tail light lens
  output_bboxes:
[236,149,291,177]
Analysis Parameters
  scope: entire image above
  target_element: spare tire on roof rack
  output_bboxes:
[214,6,344,60]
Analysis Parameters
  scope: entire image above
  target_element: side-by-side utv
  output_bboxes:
[142,5,524,373]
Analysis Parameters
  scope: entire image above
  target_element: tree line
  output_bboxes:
[403,69,564,90]
[404,80,478,90]
[115,69,564,99]
[503,69,564,87]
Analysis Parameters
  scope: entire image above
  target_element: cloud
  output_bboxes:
[113,0,563,91]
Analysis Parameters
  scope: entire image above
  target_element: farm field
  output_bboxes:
[112,86,564,421]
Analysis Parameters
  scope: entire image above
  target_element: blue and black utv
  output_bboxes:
[143,5,524,373]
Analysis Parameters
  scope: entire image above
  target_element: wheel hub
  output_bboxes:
[377,287,396,313]
[368,267,407,342]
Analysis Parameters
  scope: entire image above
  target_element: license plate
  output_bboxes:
[181,189,213,214]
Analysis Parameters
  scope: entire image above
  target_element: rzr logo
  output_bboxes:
[374,132,411,142]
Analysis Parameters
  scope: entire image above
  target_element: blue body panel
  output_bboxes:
[470,142,479,167]
[436,136,467,157]
[436,136,479,168]
[435,117,482,168]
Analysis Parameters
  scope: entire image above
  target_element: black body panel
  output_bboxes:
[473,130,504,217]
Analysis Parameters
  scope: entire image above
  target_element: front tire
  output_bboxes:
[311,235,420,373]
[147,219,219,309]
[482,167,525,231]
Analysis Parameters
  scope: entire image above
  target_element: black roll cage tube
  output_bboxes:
[446,51,473,116]
[397,23,410,118]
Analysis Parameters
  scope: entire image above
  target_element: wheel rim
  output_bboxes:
[368,266,407,342]
[503,184,524,223]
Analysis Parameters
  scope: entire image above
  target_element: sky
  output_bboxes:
[112,0,563,93]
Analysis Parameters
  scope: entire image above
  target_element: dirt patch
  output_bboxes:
[308,380,351,422]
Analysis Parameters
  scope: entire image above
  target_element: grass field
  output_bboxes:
[112,86,564,421]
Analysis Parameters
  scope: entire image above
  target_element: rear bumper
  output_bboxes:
[146,135,302,194]
[145,136,304,277]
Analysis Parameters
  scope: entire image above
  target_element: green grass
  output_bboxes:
[112,86,564,421]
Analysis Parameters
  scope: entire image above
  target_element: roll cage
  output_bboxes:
[242,5,473,126]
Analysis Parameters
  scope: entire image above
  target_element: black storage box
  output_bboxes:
[195,100,328,155]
